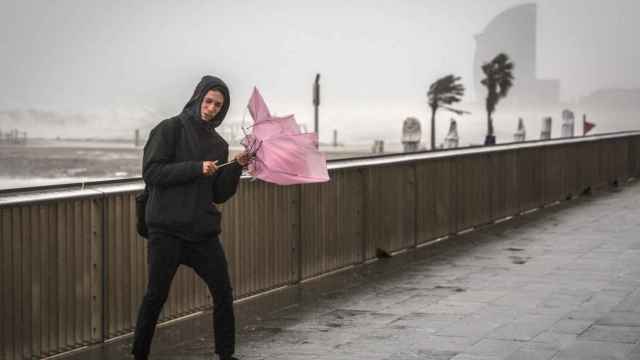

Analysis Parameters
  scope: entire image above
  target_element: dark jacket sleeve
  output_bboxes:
[142,120,202,186]
[212,152,243,204]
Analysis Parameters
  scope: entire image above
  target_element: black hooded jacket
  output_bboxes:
[142,76,243,240]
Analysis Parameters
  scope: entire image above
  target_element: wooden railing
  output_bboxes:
[1,132,639,359]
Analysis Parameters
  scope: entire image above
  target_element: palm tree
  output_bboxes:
[427,74,465,150]
[480,53,514,145]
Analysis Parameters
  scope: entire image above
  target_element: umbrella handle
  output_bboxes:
[217,151,257,169]
[216,159,237,168]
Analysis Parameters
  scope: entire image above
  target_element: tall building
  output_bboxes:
[474,3,559,109]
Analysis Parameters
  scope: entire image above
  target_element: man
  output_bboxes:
[133,75,248,360]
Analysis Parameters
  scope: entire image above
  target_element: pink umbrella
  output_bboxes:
[241,87,330,185]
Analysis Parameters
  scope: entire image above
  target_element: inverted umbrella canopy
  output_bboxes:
[242,87,330,185]
[252,115,299,140]
[247,86,271,124]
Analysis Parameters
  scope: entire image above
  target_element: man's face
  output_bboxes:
[200,89,225,121]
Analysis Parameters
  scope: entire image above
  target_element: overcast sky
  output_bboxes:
[1,0,638,140]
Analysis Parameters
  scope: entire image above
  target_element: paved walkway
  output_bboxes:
[66,181,640,360]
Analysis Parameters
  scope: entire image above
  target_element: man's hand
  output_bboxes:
[234,151,251,167]
[202,160,219,176]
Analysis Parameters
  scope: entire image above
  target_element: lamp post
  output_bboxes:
[313,73,320,145]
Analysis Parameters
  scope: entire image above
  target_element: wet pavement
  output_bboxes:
[62,180,640,360]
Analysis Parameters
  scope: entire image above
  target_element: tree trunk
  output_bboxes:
[430,106,437,151]
[484,109,496,145]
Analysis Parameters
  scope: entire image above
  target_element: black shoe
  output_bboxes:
[132,352,147,360]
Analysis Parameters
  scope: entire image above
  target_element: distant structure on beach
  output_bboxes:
[134,129,142,147]
[401,117,421,152]
[540,117,552,140]
[474,3,559,109]
[444,119,459,149]
[332,129,342,147]
[0,128,27,145]
[372,139,385,154]
[514,118,526,142]
[561,110,575,137]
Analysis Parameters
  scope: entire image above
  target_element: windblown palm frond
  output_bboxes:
[481,53,515,144]
[426,74,466,150]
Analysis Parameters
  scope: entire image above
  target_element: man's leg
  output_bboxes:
[132,233,181,360]
[187,237,236,358]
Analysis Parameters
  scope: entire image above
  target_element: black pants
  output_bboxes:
[132,233,235,359]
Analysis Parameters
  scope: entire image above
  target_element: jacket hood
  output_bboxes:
[182,75,230,128]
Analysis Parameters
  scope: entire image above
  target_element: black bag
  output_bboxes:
[136,117,185,239]
[135,187,149,238]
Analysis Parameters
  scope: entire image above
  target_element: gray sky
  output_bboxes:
[1,0,639,141]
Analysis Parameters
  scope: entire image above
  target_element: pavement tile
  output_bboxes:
[551,340,634,360]
[338,286,432,312]
[450,354,501,360]
[421,301,489,315]
[550,319,593,334]
[436,312,511,339]
[389,312,464,333]
[596,312,640,327]
[335,330,471,358]
[464,339,523,358]
[626,344,640,360]
[613,290,640,313]
[530,331,578,351]
[384,294,449,314]
[486,315,559,341]
[579,325,640,344]
[491,293,547,310]
[448,290,510,303]
[406,335,476,352]
[505,347,557,360]
[513,341,562,358]
[382,349,459,360]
